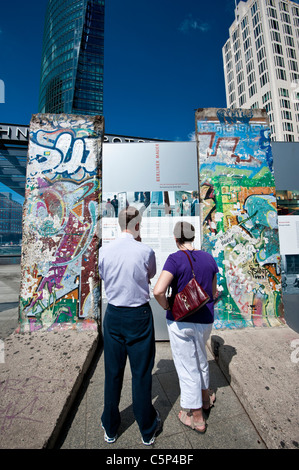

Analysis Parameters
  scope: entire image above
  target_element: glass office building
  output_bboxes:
[38,0,105,116]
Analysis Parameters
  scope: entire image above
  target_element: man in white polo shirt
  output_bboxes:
[98,206,161,445]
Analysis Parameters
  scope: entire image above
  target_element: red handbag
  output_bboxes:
[171,251,210,322]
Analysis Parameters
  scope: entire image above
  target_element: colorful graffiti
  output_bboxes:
[18,114,104,332]
[196,108,284,329]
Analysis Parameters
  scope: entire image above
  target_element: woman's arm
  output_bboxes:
[153,270,174,310]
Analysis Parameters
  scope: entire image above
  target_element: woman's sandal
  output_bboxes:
[202,389,216,410]
[178,410,206,434]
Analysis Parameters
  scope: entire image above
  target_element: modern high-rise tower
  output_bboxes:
[38,0,105,116]
[223,0,299,141]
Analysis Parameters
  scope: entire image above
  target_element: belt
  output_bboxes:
[108,302,150,309]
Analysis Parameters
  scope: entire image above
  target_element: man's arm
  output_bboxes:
[148,250,156,279]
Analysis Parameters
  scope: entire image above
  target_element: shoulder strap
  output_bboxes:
[181,250,196,278]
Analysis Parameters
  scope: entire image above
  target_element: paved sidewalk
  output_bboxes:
[0,321,298,449]
[0,261,298,450]
[54,340,266,450]
[54,325,298,450]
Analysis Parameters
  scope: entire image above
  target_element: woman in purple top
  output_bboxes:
[154,221,218,434]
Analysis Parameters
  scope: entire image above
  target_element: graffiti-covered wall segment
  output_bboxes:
[196,108,284,329]
[19,114,103,332]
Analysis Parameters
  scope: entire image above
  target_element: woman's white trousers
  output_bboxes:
[167,320,213,409]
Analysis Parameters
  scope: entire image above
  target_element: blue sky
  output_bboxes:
[0,0,237,141]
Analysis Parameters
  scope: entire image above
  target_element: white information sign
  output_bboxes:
[278,215,299,255]
[102,141,200,339]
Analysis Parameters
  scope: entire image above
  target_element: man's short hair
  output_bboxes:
[118,206,141,232]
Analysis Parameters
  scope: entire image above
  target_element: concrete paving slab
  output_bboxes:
[0,329,99,449]
[0,265,21,305]
[0,282,298,451]
[56,341,266,450]
[208,325,299,450]
[0,307,19,339]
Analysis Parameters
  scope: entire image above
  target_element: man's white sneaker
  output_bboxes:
[101,423,118,443]
[142,410,162,445]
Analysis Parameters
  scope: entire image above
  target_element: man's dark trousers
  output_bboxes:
[101,302,157,442]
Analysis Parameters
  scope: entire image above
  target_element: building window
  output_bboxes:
[272,42,283,54]
[248,71,256,85]
[233,38,240,52]
[232,28,239,43]
[252,11,261,28]
[244,37,252,51]
[251,2,258,16]
[287,48,297,59]
[269,18,279,30]
[292,6,299,17]
[224,41,231,53]
[276,68,287,80]
[290,72,299,81]
[257,46,266,62]
[264,101,273,113]
[268,7,278,19]
[280,98,291,108]
[281,12,291,24]
[229,91,236,105]
[289,60,299,72]
[226,60,233,72]
[234,50,241,63]
[241,16,248,29]
[236,59,243,73]
[262,90,272,103]
[228,81,235,93]
[280,2,289,13]
[245,47,253,62]
[271,30,281,42]
[283,23,293,35]
[293,17,299,28]
[283,122,293,132]
[225,50,232,63]
[260,72,269,87]
[254,23,262,38]
[281,109,292,120]
[274,55,285,67]
[239,94,246,106]
[255,35,264,50]
[285,35,295,46]
[279,88,289,97]
[246,59,254,74]
[237,71,244,84]
[259,59,268,74]
[242,26,250,41]
[238,82,245,95]
[249,83,257,97]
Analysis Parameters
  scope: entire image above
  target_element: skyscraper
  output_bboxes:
[223,0,299,141]
[38,0,105,116]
